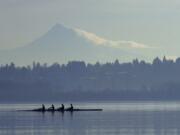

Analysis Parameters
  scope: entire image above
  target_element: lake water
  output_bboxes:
[1,102,180,135]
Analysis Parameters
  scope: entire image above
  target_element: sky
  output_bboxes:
[1,0,180,61]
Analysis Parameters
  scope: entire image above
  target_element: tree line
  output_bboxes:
[1,56,180,102]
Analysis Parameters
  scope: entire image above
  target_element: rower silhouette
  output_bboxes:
[67,104,73,111]
[48,104,55,111]
[42,104,45,111]
[57,104,64,111]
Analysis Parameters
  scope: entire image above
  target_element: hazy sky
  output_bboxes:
[1,0,180,60]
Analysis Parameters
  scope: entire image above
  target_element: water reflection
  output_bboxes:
[61,111,64,121]
[1,103,180,135]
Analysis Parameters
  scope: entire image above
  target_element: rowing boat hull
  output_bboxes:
[20,109,103,112]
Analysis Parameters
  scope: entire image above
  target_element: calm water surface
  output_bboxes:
[1,102,180,135]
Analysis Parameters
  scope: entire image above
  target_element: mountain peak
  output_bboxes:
[44,23,75,39]
[51,23,67,29]
[49,23,72,32]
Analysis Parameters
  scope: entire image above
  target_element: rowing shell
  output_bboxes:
[19,108,103,112]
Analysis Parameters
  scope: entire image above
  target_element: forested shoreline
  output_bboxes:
[1,57,180,102]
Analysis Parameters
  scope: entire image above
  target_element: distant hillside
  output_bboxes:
[0,57,180,102]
